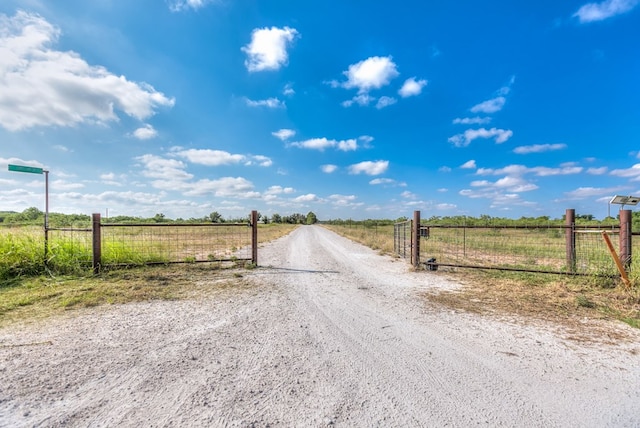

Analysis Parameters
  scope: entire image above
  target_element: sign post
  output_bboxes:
[8,164,50,263]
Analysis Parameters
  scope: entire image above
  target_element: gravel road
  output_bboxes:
[1,225,639,427]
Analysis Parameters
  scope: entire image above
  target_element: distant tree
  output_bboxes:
[306,211,318,225]
[271,213,282,224]
[261,214,269,224]
[208,211,223,223]
[153,213,167,223]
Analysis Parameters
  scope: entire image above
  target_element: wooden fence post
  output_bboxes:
[565,208,576,273]
[92,213,101,274]
[412,210,420,268]
[251,210,258,266]
[619,209,632,271]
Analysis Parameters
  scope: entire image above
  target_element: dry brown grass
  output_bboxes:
[423,268,640,341]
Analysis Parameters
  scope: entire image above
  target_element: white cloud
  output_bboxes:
[453,117,492,125]
[170,148,272,168]
[172,149,245,166]
[245,97,285,108]
[342,93,374,107]
[348,160,389,176]
[573,0,639,22]
[272,128,296,141]
[401,191,417,199]
[470,96,506,114]
[294,193,319,202]
[185,177,257,198]
[321,164,338,173]
[564,186,626,199]
[610,163,640,181]
[369,178,407,187]
[337,139,358,151]
[342,56,399,93]
[376,96,397,109]
[136,154,192,181]
[289,137,358,152]
[283,83,295,96]
[460,160,477,169]
[329,194,362,208]
[133,124,158,140]
[0,11,175,132]
[448,128,513,147]
[242,26,299,72]
[513,143,567,154]
[168,0,216,12]
[398,77,427,97]
[587,166,608,175]
[477,163,583,177]
[265,186,294,195]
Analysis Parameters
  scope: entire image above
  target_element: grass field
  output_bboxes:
[0,223,297,327]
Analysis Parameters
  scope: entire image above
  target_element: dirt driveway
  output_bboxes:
[1,225,639,427]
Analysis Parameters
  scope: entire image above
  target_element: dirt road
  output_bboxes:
[1,225,639,427]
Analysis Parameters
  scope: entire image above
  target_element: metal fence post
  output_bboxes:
[619,209,632,271]
[92,213,101,274]
[412,210,420,268]
[565,208,576,273]
[251,210,258,266]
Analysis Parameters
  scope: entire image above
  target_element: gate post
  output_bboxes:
[565,209,576,273]
[251,210,258,266]
[92,213,101,274]
[412,210,420,268]
[619,209,632,270]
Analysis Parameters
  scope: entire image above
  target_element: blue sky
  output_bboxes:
[1,0,639,220]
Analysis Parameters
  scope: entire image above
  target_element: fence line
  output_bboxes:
[395,209,631,277]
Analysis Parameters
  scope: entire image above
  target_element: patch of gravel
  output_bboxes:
[1,225,639,427]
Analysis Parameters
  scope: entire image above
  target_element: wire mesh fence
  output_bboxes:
[393,220,412,260]
[417,225,620,275]
[100,223,253,266]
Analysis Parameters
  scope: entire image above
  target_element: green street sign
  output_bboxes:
[8,164,44,174]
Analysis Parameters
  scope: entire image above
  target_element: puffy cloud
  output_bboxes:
[170,148,272,167]
[321,164,338,173]
[272,128,296,141]
[136,154,192,181]
[245,97,285,108]
[453,117,492,125]
[342,94,374,107]
[242,26,299,72]
[376,96,397,109]
[610,163,640,180]
[470,96,506,114]
[172,149,245,166]
[513,143,567,154]
[0,11,175,132]
[348,160,389,176]
[460,160,477,169]
[294,193,320,202]
[185,177,257,198]
[398,77,427,97]
[132,124,158,140]
[342,56,399,93]
[573,0,639,22]
[448,128,513,147]
[289,137,358,152]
